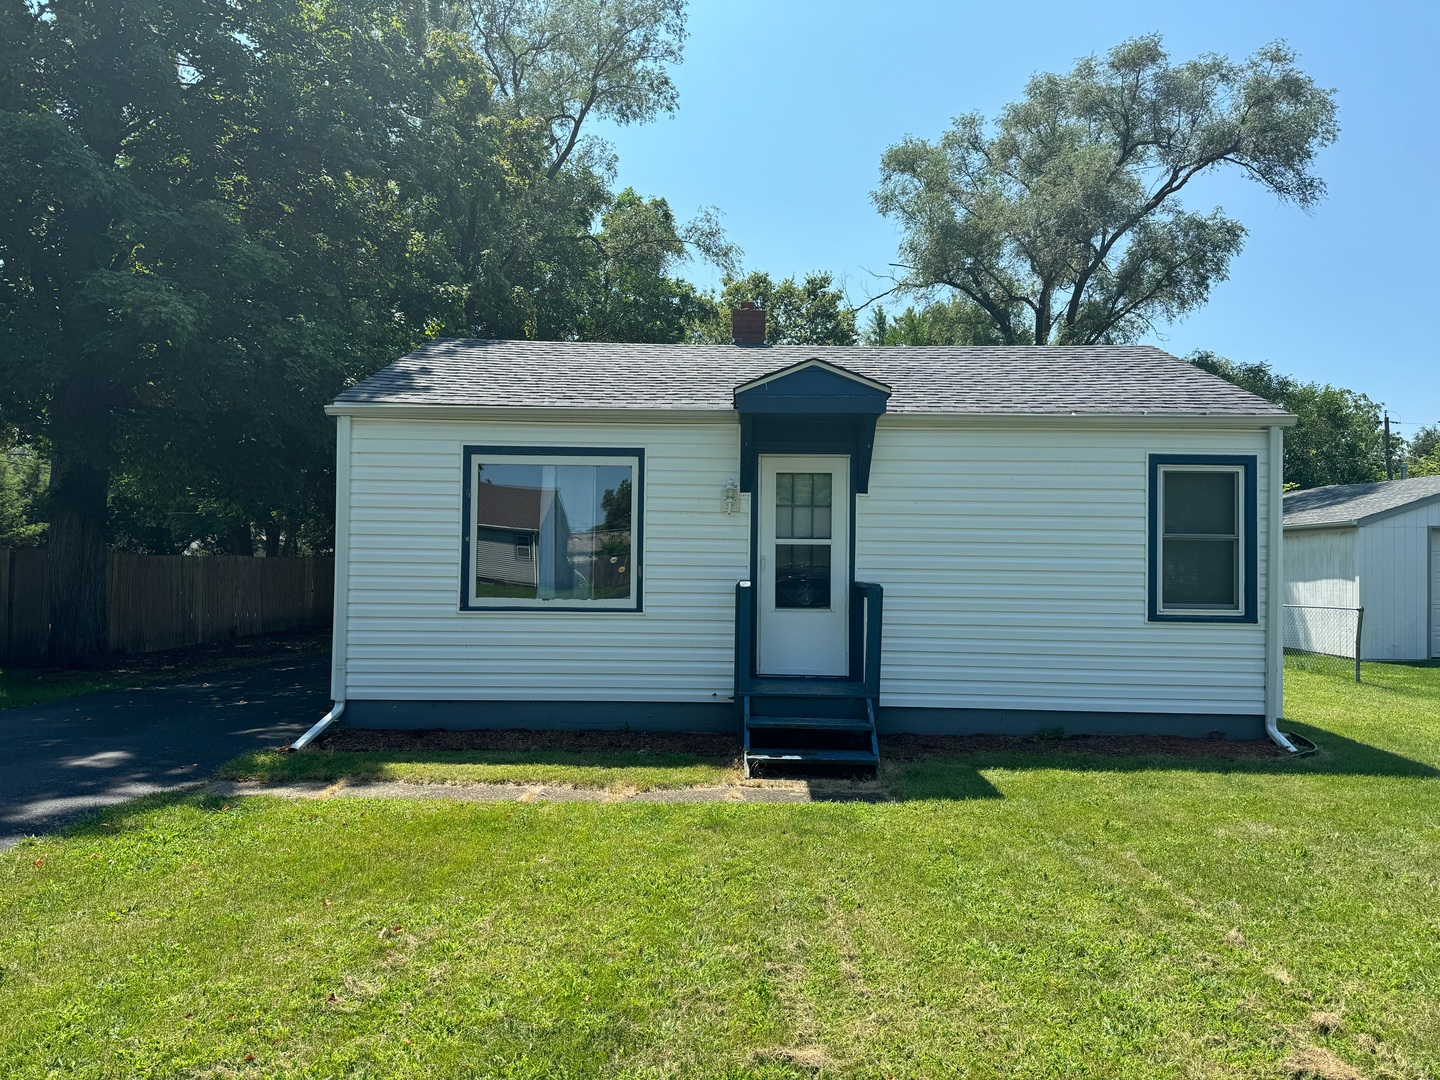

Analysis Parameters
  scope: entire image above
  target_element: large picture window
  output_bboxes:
[1148,455,1257,623]
[462,447,643,611]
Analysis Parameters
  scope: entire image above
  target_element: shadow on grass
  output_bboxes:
[870,724,1439,802]
[54,787,231,842]
[221,724,1437,807]
[42,724,1437,829]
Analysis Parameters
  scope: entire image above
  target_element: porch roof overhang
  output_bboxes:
[732,358,892,414]
[734,359,892,494]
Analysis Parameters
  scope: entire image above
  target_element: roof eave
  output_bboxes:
[325,401,1296,426]
[1282,518,1360,531]
[1282,488,1440,530]
[1355,490,1440,525]
[732,357,894,395]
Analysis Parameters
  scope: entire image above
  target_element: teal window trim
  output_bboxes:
[1148,454,1258,624]
[460,445,645,613]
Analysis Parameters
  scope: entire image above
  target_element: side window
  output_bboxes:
[463,448,643,611]
[1149,456,1257,623]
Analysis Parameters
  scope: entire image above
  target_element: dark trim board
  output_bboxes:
[342,699,736,732]
[738,414,880,494]
[342,700,1265,740]
[876,707,1266,740]
[459,445,646,613]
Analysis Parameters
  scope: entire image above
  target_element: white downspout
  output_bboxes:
[1265,422,1298,753]
[294,412,352,751]
[292,701,345,751]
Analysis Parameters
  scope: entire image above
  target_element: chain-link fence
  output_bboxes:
[1282,604,1364,682]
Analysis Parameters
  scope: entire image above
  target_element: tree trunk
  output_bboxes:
[227,522,253,556]
[45,378,113,667]
[264,520,281,558]
[1034,286,1053,346]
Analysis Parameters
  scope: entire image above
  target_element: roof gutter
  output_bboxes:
[1282,519,1360,531]
[324,402,1298,429]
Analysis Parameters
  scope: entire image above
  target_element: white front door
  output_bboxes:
[757,455,850,676]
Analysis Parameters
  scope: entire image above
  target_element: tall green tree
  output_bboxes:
[0,0,542,661]
[1,0,713,662]
[874,36,1338,345]
[0,0,271,663]
[704,272,858,346]
[465,0,686,178]
[150,1,539,555]
[453,0,730,342]
[1406,424,1440,477]
[862,298,1007,346]
[1189,352,1385,488]
[574,189,726,343]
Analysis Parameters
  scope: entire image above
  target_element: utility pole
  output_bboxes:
[1384,413,1393,480]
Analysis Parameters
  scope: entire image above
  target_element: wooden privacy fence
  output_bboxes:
[0,551,333,664]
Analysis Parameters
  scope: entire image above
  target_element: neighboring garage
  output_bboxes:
[1283,475,1440,661]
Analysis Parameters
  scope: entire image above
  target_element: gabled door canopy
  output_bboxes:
[734,359,891,494]
[733,358,892,414]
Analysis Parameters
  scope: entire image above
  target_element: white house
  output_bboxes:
[318,310,1298,771]
[1283,475,1440,661]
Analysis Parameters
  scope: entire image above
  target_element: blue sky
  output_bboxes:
[595,0,1440,440]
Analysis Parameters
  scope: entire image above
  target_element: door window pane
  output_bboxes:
[775,545,831,609]
[776,472,832,539]
[473,460,634,604]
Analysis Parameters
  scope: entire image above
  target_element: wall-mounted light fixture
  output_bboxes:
[721,479,740,515]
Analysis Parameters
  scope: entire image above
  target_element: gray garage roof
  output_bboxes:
[1283,475,1440,528]
[330,339,1291,418]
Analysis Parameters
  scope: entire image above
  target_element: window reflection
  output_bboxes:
[776,544,831,609]
[473,461,633,602]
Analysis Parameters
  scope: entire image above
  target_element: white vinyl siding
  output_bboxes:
[339,413,1272,716]
[1281,526,1359,659]
[1355,500,1440,660]
[853,421,1271,715]
[1282,528,1359,608]
[473,528,538,588]
[344,417,746,700]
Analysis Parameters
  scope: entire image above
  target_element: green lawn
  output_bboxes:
[2,663,1438,1078]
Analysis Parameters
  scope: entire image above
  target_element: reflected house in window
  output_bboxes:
[469,455,637,606]
[472,480,575,595]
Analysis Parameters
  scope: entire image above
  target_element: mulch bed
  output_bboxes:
[317,727,739,757]
[316,726,1285,760]
[881,732,1286,760]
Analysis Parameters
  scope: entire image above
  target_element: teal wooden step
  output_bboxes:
[744,748,879,765]
[745,678,870,699]
[745,716,874,731]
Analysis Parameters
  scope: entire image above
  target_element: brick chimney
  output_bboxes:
[731,301,766,346]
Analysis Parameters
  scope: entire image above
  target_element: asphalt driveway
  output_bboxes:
[0,654,329,848]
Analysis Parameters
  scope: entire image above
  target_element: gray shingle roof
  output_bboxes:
[1283,475,1440,528]
[331,339,1290,417]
